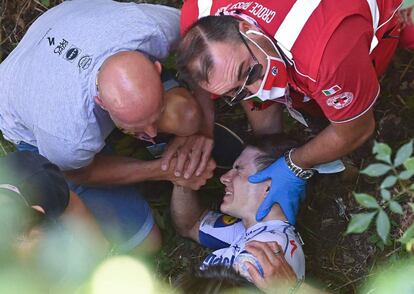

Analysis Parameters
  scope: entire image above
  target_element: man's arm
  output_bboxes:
[170,185,207,242]
[64,154,214,190]
[241,101,284,135]
[291,108,375,168]
[161,86,215,179]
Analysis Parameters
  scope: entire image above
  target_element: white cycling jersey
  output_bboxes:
[199,211,305,281]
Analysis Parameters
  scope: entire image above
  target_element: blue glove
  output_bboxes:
[248,155,307,224]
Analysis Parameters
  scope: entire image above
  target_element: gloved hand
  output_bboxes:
[248,155,307,224]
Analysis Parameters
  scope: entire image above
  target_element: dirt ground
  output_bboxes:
[1,1,413,293]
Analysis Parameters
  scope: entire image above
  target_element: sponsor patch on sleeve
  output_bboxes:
[326,92,354,109]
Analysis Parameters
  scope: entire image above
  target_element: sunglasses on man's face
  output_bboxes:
[220,31,263,107]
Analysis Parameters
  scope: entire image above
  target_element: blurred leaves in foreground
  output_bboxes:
[0,201,175,294]
[361,258,414,294]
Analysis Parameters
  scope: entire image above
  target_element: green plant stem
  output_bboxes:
[389,167,414,201]
[392,167,408,192]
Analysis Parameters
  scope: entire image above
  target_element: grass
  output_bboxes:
[0,133,15,157]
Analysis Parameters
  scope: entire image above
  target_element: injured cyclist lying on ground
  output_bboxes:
[170,134,306,293]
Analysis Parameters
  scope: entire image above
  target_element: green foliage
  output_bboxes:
[376,209,390,243]
[399,223,414,244]
[361,163,391,177]
[404,157,414,170]
[380,175,397,189]
[0,133,15,157]
[361,258,414,294]
[402,0,414,10]
[41,0,50,7]
[354,193,380,209]
[393,140,412,167]
[346,212,377,234]
[389,200,403,215]
[347,140,414,250]
[373,141,392,164]
[380,189,391,200]
[399,170,414,180]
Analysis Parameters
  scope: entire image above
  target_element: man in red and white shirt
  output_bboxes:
[176,0,412,224]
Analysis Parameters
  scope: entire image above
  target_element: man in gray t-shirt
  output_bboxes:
[0,0,214,254]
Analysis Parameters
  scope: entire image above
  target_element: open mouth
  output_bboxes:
[137,133,156,144]
[223,190,233,202]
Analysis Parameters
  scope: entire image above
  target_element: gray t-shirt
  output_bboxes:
[0,0,180,170]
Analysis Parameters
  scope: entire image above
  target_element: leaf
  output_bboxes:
[401,0,414,9]
[354,193,380,209]
[373,141,392,164]
[409,203,414,212]
[377,240,385,251]
[361,164,391,177]
[394,140,413,167]
[404,158,414,171]
[389,201,403,215]
[380,189,391,201]
[376,209,390,243]
[399,223,414,244]
[41,0,50,7]
[346,212,377,234]
[380,175,397,189]
[410,183,414,191]
[406,239,414,252]
[399,170,414,180]
[367,234,380,244]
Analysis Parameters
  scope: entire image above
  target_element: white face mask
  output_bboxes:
[240,30,288,102]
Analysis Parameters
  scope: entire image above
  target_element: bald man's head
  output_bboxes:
[96,51,163,138]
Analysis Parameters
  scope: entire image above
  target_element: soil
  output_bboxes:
[1,1,413,293]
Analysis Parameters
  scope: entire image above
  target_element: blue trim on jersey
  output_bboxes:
[282,225,292,254]
[199,231,231,250]
[245,225,267,242]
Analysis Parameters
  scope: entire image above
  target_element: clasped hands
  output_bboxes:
[161,134,215,190]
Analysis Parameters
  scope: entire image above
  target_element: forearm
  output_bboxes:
[242,102,283,135]
[64,154,168,186]
[171,185,206,240]
[292,111,375,168]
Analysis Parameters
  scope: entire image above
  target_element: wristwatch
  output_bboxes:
[284,148,315,180]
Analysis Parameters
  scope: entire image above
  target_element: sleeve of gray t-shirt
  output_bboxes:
[137,4,181,56]
[35,127,101,171]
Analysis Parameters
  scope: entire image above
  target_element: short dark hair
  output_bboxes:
[174,265,259,294]
[246,133,299,171]
[176,16,242,89]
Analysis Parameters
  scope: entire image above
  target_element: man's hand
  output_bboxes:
[161,135,214,179]
[166,158,216,190]
[248,156,306,224]
[245,241,297,293]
